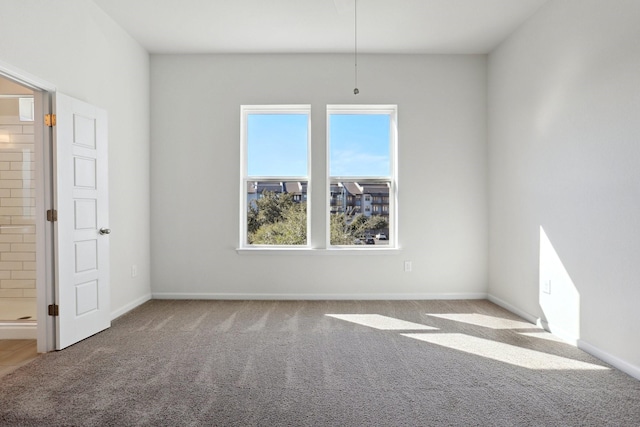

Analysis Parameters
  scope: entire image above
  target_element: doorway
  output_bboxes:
[0,66,55,353]
[0,75,38,334]
[0,65,112,354]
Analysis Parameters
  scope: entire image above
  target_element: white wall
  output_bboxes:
[0,99,37,313]
[488,0,640,373]
[0,0,151,317]
[151,54,487,298]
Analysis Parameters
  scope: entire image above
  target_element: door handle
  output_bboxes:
[99,228,111,235]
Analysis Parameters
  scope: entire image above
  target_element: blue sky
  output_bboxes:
[247,114,308,177]
[247,113,390,177]
[329,114,390,176]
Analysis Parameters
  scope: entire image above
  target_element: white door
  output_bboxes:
[53,93,110,350]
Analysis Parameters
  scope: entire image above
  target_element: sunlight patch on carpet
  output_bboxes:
[326,314,437,330]
[426,313,536,330]
[402,333,609,371]
[518,331,568,343]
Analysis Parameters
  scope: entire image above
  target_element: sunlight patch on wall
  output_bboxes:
[539,226,581,342]
[426,313,536,330]
[403,333,608,371]
[326,314,437,330]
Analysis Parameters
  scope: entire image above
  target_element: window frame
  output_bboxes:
[239,105,312,249]
[326,105,398,249]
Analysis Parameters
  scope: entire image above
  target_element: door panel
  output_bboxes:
[54,93,109,350]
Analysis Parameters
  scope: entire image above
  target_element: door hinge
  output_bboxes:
[45,113,56,127]
[47,209,58,222]
[48,304,59,317]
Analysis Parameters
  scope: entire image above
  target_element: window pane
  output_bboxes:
[247,114,308,177]
[329,181,390,246]
[247,181,307,245]
[329,114,390,177]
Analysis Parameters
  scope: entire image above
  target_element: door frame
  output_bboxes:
[0,60,57,353]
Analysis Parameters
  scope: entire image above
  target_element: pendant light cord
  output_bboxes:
[354,0,359,94]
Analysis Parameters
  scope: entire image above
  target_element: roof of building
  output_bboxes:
[342,182,362,195]
[256,182,283,193]
[284,181,303,194]
[360,184,389,195]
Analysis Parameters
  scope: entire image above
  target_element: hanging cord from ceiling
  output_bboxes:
[354,0,359,95]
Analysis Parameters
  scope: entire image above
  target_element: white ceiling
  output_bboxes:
[93,0,549,54]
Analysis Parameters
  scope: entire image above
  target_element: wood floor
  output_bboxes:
[0,340,38,378]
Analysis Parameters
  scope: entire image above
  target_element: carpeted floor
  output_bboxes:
[0,299,639,426]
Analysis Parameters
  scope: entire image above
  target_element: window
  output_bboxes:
[239,104,397,251]
[327,105,397,247]
[240,106,310,247]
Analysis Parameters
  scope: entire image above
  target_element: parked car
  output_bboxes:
[365,237,375,245]
[375,233,387,240]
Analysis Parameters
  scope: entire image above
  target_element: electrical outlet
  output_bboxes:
[404,261,412,272]
[542,279,551,294]
[131,265,138,278]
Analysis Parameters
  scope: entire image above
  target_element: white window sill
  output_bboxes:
[236,247,400,255]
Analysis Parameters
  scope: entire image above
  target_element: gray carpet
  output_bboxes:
[1,299,639,426]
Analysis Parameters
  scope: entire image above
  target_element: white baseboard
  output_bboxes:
[0,323,37,339]
[110,293,152,320]
[578,339,640,381]
[542,321,579,346]
[488,293,640,382]
[151,292,488,301]
[487,294,538,325]
[489,293,580,344]
[489,294,579,345]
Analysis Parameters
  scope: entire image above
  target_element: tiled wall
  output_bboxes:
[0,103,36,319]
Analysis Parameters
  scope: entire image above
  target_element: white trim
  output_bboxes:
[110,293,152,320]
[326,105,398,249]
[487,294,538,325]
[239,105,312,249]
[246,176,309,181]
[0,323,37,340]
[236,247,400,255]
[578,339,640,381]
[488,293,640,381]
[326,104,397,115]
[0,60,56,92]
[0,64,57,352]
[541,320,579,346]
[489,294,578,344]
[35,89,54,353]
[489,294,579,344]
[241,105,312,114]
[152,292,488,300]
